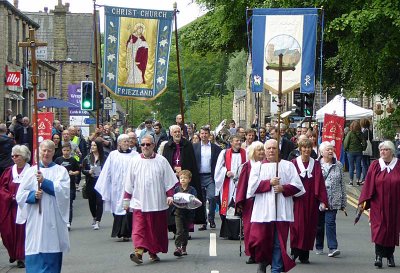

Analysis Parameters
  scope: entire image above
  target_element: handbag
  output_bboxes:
[362,130,373,156]
[81,182,88,199]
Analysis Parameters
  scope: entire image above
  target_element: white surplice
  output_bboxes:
[16,164,70,255]
[247,160,305,223]
[95,150,139,215]
[214,149,244,204]
[124,154,178,212]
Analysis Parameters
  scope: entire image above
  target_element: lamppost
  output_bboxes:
[215,83,223,121]
[204,92,211,125]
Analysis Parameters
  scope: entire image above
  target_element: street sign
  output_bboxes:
[84,118,96,125]
[104,96,112,110]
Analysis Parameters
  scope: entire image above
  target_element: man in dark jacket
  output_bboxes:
[0,123,15,176]
[162,125,205,227]
[193,126,222,230]
[12,114,24,145]
[151,122,168,152]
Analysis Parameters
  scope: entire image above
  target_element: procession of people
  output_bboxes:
[0,114,399,273]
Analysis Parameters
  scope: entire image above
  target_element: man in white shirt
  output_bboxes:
[193,126,222,230]
[123,135,177,264]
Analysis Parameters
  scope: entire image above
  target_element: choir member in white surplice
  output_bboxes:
[214,134,246,239]
[123,135,178,264]
[95,134,138,240]
[16,140,70,273]
[247,139,305,273]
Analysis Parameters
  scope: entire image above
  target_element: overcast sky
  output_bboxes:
[12,0,207,29]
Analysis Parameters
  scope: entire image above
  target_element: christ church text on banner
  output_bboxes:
[103,6,174,100]
[251,8,318,95]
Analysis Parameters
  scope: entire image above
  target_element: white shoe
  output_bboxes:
[91,219,96,226]
[328,249,340,257]
[93,222,100,230]
[67,223,71,231]
[315,249,324,255]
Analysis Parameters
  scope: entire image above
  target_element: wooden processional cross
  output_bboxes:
[18,28,47,213]
[266,53,295,218]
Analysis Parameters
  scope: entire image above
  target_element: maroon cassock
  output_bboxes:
[290,159,328,251]
[0,167,25,261]
[359,160,400,247]
[125,186,175,254]
[235,161,254,256]
[249,222,296,272]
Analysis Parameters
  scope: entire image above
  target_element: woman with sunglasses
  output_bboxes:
[0,145,31,268]
[82,138,107,230]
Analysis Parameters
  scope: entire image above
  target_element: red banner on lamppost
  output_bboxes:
[321,114,345,160]
[32,112,54,165]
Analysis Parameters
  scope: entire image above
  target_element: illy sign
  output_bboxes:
[6,71,21,86]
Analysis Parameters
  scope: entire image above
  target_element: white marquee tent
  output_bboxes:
[316,95,373,122]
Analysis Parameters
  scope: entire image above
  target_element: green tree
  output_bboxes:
[225,49,247,91]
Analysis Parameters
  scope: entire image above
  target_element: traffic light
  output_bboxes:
[304,93,314,117]
[81,81,94,111]
[293,91,304,117]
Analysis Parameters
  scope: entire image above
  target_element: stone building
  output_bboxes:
[0,0,57,123]
[24,0,100,125]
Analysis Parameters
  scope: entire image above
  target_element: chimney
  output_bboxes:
[44,7,48,13]
[13,0,18,9]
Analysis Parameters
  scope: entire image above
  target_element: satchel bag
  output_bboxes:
[362,130,373,156]
[81,182,88,199]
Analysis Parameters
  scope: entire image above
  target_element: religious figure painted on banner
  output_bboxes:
[125,23,149,85]
[118,18,157,88]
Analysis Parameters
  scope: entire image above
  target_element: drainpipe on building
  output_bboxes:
[59,63,63,122]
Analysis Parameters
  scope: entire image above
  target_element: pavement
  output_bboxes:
[0,171,364,272]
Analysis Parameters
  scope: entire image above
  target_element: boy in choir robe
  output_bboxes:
[123,135,178,264]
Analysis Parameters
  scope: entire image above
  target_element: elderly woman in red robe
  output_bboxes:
[235,141,265,264]
[290,138,328,263]
[359,140,400,268]
[0,145,31,268]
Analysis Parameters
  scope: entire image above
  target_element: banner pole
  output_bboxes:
[93,0,101,127]
[173,2,185,125]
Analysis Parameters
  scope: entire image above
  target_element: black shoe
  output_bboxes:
[290,253,299,262]
[17,261,25,268]
[388,256,395,267]
[210,221,216,229]
[374,255,383,268]
[246,256,256,264]
[9,258,16,263]
[257,263,267,273]
[300,259,310,264]
[198,224,207,231]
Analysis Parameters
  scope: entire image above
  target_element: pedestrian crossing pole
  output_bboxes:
[18,28,47,214]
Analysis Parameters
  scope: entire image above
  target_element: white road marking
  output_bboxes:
[210,233,217,256]
[211,271,219,273]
